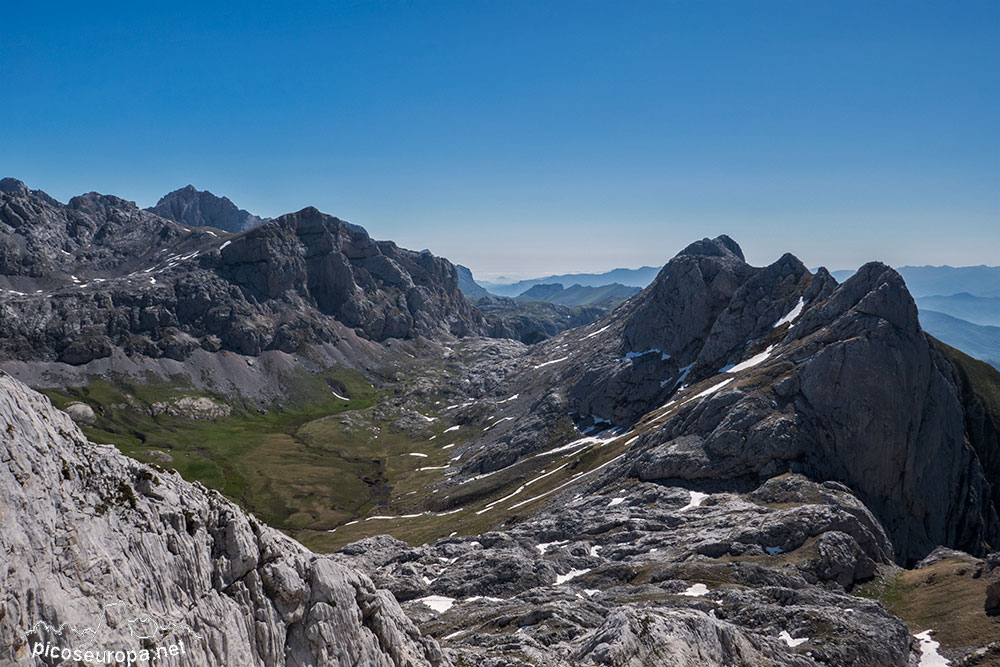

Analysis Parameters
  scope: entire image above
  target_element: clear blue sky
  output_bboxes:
[2,1,997,280]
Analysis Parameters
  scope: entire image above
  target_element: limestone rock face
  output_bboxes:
[63,400,97,424]
[0,181,487,363]
[0,372,447,666]
[334,475,913,666]
[448,237,1000,565]
[150,396,232,420]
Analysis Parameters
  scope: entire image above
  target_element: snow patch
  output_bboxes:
[721,345,774,374]
[914,630,949,666]
[680,583,709,597]
[679,491,708,512]
[534,356,569,369]
[536,540,569,554]
[773,296,806,328]
[663,363,694,389]
[778,631,807,647]
[554,569,591,585]
[484,416,514,431]
[607,497,626,507]
[508,453,628,510]
[408,452,429,458]
[624,349,669,361]
[416,596,455,613]
[475,463,570,514]
[584,324,610,339]
[679,378,733,407]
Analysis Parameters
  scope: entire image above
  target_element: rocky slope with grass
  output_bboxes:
[0,371,448,666]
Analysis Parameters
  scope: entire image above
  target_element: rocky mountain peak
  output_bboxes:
[0,177,29,196]
[148,184,268,233]
[797,261,920,338]
[451,235,1000,564]
[67,190,140,214]
[676,234,745,261]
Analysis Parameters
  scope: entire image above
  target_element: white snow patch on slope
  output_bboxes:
[219,240,232,250]
[584,325,610,339]
[624,349,669,361]
[417,596,455,613]
[778,631,807,647]
[679,378,733,407]
[914,630,950,666]
[330,391,349,401]
[607,497,626,507]
[536,540,569,554]
[475,463,570,514]
[484,416,514,431]
[721,345,774,374]
[663,363,694,389]
[680,583,709,597]
[408,452,428,458]
[534,356,569,369]
[444,425,461,433]
[509,452,628,510]
[679,491,708,512]
[555,569,591,585]
[773,297,806,328]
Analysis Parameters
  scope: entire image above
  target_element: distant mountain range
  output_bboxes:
[478,265,661,297]
[514,282,640,307]
[832,265,1000,298]
[918,310,1000,370]
[915,293,1000,327]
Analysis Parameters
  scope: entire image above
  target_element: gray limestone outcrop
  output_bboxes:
[442,237,1000,565]
[334,475,914,666]
[0,371,447,666]
[0,179,487,365]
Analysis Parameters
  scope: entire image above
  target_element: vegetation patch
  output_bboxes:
[855,558,1000,654]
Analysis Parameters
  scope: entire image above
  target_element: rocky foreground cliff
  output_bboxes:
[0,371,448,666]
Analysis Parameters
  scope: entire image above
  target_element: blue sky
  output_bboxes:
[1,1,997,280]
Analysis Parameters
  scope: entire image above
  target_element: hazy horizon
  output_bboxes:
[2,1,996,280]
